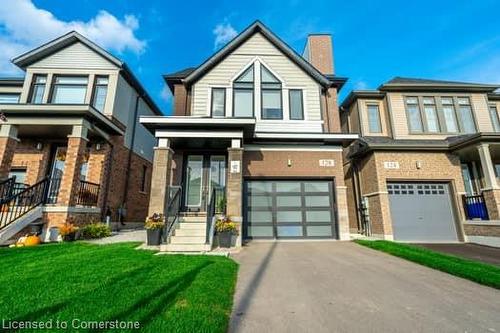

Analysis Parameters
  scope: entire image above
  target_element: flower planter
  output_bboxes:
[63,233,76,242]
[218,231,233,248]
[147,228,162,246]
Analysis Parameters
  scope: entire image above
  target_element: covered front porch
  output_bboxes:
[452,134,500,247]
[0,105,124,242]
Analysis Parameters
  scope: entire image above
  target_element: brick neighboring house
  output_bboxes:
[341,78,500,247]
[141,21,357,251]
[0,32,160,243]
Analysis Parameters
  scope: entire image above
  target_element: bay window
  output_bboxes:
[405,97,423,132]
[0,93,20,104]
[367,104,382,133]
[489,104,500,132]
[422,97,440,132]
[92,76,108,112]
[440,97,458,133]
[30,75,47,104]
[457,97,476,133]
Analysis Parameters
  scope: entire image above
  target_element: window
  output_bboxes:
[289,89,304,120]
[0,93,20,104]
[440,97,458,133]
[92,76,108,112]
[405,97,423,132]
[51,76,88,104]
[367,104,382,133]
[457,97,476,133]
[211,88,226,117]
[30,75,47,104]
[489,105,500,132]
[140,165,148,192]
[233,65,254,117]
[261,66,282,119]
[422,97,440,132]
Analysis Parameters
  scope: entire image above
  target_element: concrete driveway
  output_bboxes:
[229,242,500,333]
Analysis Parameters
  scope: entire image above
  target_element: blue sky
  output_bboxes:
[0,0,499,115]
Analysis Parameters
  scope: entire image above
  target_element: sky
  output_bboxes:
[0,0,499,115]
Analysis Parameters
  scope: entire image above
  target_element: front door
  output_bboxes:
[184,155,226,212]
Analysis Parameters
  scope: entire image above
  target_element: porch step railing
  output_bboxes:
[206,187,225,245]
[462,194,489,220]
[0,178,50,230]
[76,180,100,207]
[164,186,182,243]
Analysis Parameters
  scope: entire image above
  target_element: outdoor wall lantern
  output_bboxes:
[35,142,43,151]
[287,158,292,167]
[95,143,102,151]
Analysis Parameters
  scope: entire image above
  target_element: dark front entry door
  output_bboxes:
[183,155,226,212]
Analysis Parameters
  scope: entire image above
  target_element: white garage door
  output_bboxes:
[387,182,458,242]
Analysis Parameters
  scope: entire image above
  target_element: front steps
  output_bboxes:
[160,214,211,252]
[0,206,43,245]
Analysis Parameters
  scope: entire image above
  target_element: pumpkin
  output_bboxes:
[23,235,41,247]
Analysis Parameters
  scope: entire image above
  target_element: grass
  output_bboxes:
[0,242,238,332]
[355,240,500,289]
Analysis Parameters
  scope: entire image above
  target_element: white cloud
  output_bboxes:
[213,21,237,50]
[0,0,146,74]
[354,80,368,90]
[160,85,172,102]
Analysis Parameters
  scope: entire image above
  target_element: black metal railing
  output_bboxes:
[164,186,182,243]
[46,178,62,204]
[0,178,49,230]
[463,194,489,220]
[206,186,225,245]
[76,180,100,206]
[0,177,16,199]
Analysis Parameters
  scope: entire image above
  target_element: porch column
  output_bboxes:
[148,138,174,216]
[477,143,499,190]
[227,139,243,247]
[58,125,89,206]
[86,142,112,210]
[0,124,19,179]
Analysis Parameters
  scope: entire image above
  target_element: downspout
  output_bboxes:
[120,93,141,222]
[100,139,114,219]
[323,87,332,132]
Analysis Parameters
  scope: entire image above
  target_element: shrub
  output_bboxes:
[58,223,79,237]
[80,223,111,239]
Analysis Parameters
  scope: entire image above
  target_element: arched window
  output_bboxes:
[233,64,254,118]
[260,66,282,119]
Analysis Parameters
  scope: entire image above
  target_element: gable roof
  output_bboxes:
[177,20,343,90]
[11,31,162,115]
[380,76,499,92]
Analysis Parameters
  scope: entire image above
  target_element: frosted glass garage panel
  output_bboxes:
[248,196,273,207]
[247,181,272,193]
[306,211,332,222]
[276,196,301,207]
[247,226,273,237]
[276,211,302,223]
[304,182,329,192]
[307,226,332,237]
[305,196,330,207]
[277,226,303,237]
[247,211,272,223]
[276,182,301,192]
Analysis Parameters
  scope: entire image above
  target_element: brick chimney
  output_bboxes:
[303,34,334,74]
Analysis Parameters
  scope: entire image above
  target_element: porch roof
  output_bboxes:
[0,104,124,136]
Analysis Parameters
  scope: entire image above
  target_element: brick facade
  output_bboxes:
[482,189,500,220]
[0,137,18,179]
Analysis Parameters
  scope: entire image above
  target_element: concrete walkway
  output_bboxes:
[84,229,146,244]
[229,242,500,333]
[416,243,500,266]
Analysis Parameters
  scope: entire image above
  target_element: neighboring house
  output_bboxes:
[342,78,500,247]
[0,32,160,244]
[141,21,357,251]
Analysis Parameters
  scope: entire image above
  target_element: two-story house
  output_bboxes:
[0,32,159,244]
[141,21,357,251]
[342,78,500,247]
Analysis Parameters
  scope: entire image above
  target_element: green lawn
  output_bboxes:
[0,242,238,332]
[355,240,500,289]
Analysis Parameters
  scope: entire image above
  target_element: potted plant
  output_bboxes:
[145,213,165,245]
[215,216,237,248]
[59,223,79,242]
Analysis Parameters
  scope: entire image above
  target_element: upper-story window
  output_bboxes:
[457,97,476,133]
[51,76,88,104]
[367,104,382,133]
[261,66,282,119]
[92,76,108,112]
[405,97,423,132]
[489,104,500,132]
[30,75,47,104]
[289,89,304,120]
[0,93,20,104]
[405,96,476,134]
[233,65,254,118]
[440,97,458,133]
[211,88,226,117]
